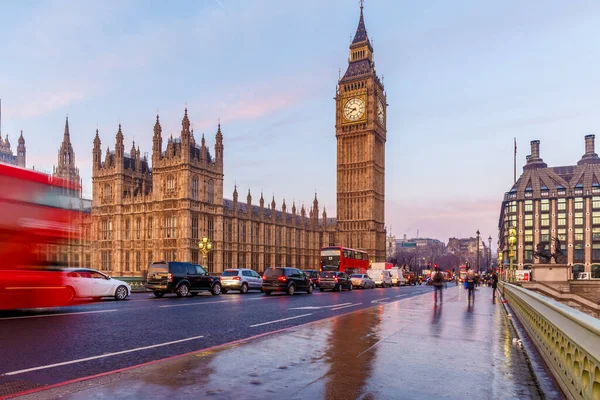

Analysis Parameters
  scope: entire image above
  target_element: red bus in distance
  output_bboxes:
[0,163,82,310]
[320,246,370,275]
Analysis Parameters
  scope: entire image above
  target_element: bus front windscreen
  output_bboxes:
[321,249,340,271]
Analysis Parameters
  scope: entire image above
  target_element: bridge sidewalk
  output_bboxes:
[12,286,559,400]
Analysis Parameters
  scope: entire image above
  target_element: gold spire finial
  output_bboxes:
[360,0,364,11]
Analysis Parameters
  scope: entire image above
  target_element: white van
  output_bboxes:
[389,269,405,286]
[367,269,392,288]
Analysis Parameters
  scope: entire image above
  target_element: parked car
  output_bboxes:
[319,271,353,292]
[302,269,321,287]
[366,269,392,288]
[64,268,131,301]
[220,268,263,294]
[349,273,375,289]
[388,269,406,286]
[262,267,314,295]
[146,261,221,297]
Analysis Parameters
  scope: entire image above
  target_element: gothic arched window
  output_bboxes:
[166,175,175,191]
[104,183,112,199]
[192,176,198,200]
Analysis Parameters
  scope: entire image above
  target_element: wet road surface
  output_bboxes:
[0,284,431,396]
[7,285,554,400]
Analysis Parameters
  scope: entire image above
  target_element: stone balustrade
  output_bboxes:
[501,282,600,399]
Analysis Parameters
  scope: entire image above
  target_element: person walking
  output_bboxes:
[491,271,499,299]
[466,268,476,302]
[432,267,444,304]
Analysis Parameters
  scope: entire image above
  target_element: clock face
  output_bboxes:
[377,100,385,125]
[343,97,365,121]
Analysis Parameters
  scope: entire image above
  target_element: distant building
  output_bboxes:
[0,101,26,167]
[447,237,487,270]
[386,234,396,259]
[499,136,600,278]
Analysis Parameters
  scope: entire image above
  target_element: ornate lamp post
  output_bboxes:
[198,237,213,268]
[508,226,517,283]
[488,235,492,271]
[476,230,480,273]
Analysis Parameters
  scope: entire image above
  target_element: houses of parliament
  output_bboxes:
[8,5,388,277]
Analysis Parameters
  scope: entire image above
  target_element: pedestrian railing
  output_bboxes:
[501,282,600,400]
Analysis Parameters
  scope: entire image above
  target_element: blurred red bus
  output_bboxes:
[0,163,82,310]
[320,246,370,275]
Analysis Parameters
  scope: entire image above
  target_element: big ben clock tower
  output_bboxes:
[335,2,387,261]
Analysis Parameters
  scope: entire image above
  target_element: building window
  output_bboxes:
[125,251,130,271]
[208,217,214,239]
[101,251,112,271]
[524,214,533,228]
[524,231,533,243]
[593,197,600,209]
[574,198,584,211]
[125,219,131,240]
[540,199,550,212]
[557,213,567,227]
[136,218,141,240]
[593,228,600,241]
[192,250,199,264]
[208,251,214,272]
[574,244,584,262]
[593,212,600,225]
[164,250,176,262]
[136,251,141,271]
[166,175,175,191]
[85,255,91,268]
[165,216,177,238]
[593,244,600,261]
[192,177,199,200]
[101,219,113,240]
[208,180,214,204]
[574,228,584,242]
[192,216,198,240]
[104,183,112,199]
[240,221,246,243]
[148,251,153,266]
[147,217,153,239]
[557,199,566,211]
[574,212,584,226]
[557,229,567,242]
[541,229,550,243]
[540,214,550,228]
[524,200,533,212]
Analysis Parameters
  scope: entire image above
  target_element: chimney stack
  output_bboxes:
[578,134,600,165]
[524,140,547,170]
[585,134,595,155]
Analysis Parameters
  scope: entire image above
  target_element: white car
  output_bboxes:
[366,269,393,288]
[64,268,131,301]
[220,268,263,294]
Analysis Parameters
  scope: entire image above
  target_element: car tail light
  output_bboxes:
[233,276,241,281]
[334,277,338,283]
[317,277,321,283]
[262,275,267,280]
[167,273,173,283]
[277,276,287,282]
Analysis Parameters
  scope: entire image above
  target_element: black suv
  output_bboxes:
[302,269,321,287]
[262,267,314,296]
[319,271,353,292]
[146,261,221,297]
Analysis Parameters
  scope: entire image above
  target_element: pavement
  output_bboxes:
[6,285,564,400]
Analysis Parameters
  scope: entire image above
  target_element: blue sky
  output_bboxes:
[1,0,600,246]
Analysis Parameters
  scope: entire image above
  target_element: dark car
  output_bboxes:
[262,267,314,296]
[302,269,321,287]
[319,271,353,292]
[146,261,222,297]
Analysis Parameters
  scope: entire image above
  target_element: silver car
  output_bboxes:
[220,269,263,294]
[350,273,375,289]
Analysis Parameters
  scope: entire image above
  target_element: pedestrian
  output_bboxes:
[432,267,444,304]
[466,268,476,302]
[491,271,498,299]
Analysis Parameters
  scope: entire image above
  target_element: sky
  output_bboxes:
[2,0,600,248]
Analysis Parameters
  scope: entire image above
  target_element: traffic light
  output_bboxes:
[434,263,438,269]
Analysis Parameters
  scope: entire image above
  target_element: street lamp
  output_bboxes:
[198,237,213,268]
[498,252,504,280]
[476,230,480,273]
[508,226,517,283]
[488,235,492,271]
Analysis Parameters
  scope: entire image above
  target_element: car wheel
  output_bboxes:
[337,285,342,292]
[348,284,353,291]
[177,284,189,297]
[211,283,222,296]
[240,283,249,294]
[307,284,314,294]
[154,291,164,297]
[287,284,295,296]
[114,285,128,300]
[222,289,229,294]
[65,286,76,303]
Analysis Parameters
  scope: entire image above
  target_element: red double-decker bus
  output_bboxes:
[0,163,82,310]
[320,246,370,274]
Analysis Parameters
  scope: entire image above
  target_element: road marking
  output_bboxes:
[289,303,352,310]
[1,335,205,376]
[371,297,390,304]
[159,300,239,308]
[395,294,409,298]
[331,303,362,311]
[250,313,313,328]
[0,309,118,321]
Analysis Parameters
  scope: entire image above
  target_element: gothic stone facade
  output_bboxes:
[335,5,387,261]
[90,111,336,275]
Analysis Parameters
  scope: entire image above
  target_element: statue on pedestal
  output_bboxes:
[533,237,567,264]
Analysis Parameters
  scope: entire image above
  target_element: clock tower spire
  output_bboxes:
[335,2,387,261]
